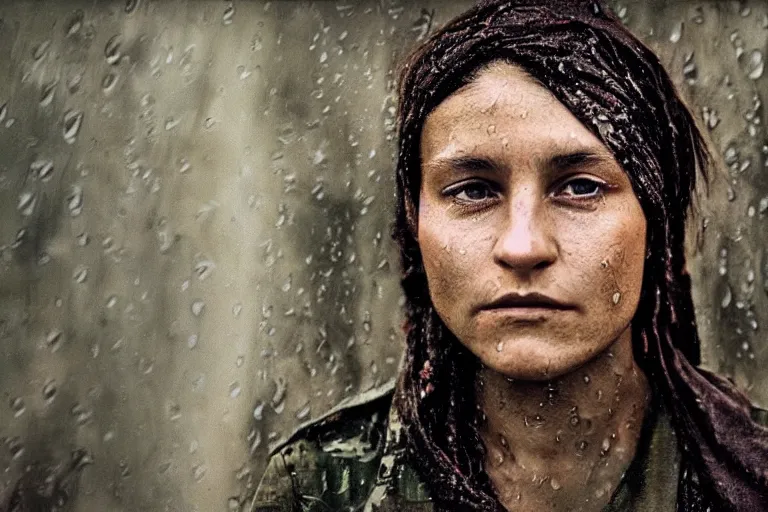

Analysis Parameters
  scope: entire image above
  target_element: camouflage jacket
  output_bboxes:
[248,379,768,512]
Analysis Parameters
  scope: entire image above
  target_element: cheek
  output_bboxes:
[570,211,646,315]
[417,212,489,322]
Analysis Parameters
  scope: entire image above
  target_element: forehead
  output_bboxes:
[420,62,608,163]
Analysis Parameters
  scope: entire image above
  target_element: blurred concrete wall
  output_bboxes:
[0,1,765,510]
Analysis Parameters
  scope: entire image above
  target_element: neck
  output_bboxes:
[476,328,651,512]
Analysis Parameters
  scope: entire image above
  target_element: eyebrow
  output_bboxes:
[427,155,501,173]
[549,150,614,171]
[428,149,614,175]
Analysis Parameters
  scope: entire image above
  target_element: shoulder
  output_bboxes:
[268,378,396,459]
[249,380,396,511]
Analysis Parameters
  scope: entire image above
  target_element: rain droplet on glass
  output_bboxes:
[17,191,37,216]
[43,380,57,402]
[105,35,123,65]
[746,49,764,80]
[63,110,83,144]
[46,329,63,351]
[10,397,26,418]
[102,72,118,93]
[67,185,84,216]
[223,4,235,25]
[33,40,50,60]
[721,286,732,308]
[40,81,56,107]
[194,260,215,280]
[191,299,205,317]
[125,0,140,14]
[669,21,683,43]
[30,159,54,181]
[65,10,84,37]
[296,402,311,420]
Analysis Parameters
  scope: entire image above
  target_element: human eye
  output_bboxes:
[442,180,499,205]
[554,177,606,200]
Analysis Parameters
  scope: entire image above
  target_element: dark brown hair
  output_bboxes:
[391,1,768,510]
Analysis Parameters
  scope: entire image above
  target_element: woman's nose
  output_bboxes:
[492,193,558,273]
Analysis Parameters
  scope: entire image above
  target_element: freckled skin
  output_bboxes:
[418,62,651,512]
[418,62,647,381]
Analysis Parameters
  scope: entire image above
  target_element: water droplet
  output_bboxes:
[612,292,621,305]
[759,196,768,214]
[550,477,562,490]
[524,414,546,428]
[730,30,745,58]
[125,0,140,13]
[569,414,580,428]
[63,110,83,144]
[164,117,181,131]
[43,380,57,402]
[71,402,93,426]
[40,81,56,107]
[249,428,262,453]
[191,299,205,317]
[187,334,198,349]
[296,402,311,420]
[194,260,215,280]
[576,439,588,452]
[232,302,242,317]
[193,464,207,481]
[669,21,683,43]
[253,402,265,420]
[271,377,287,412]
[583,375,591,384]
[10,397,26,418]
[167,402,181,421]
[683,52,697,84]
[30,159,54,181]
[33,40,51,60]
[721,286,732,308]
[67,184,84,215]
[17,191,37,216]
[0,102,7,123]
[46,329,63,351]
[102,72,118,93]
[105,35,123,65]
[65,10,84,36]
[496,341,504,352]
[223,4,235,25]
[230,382,241,398]
[702,107,720,130]
[600,437,611,455]
[8,438,25,460]
[545,382,558,404]
[746,49,764,80]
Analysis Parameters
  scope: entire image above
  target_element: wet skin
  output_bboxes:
[418,62,647,382]
[417,62,651,511]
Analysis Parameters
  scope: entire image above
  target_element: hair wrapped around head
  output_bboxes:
[391,1,768,510]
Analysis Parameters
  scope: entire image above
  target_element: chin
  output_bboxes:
[480,342,594,381]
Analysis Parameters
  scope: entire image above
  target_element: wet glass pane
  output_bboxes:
[0,1,765,510]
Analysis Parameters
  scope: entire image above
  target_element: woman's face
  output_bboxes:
[417,62,647,381]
